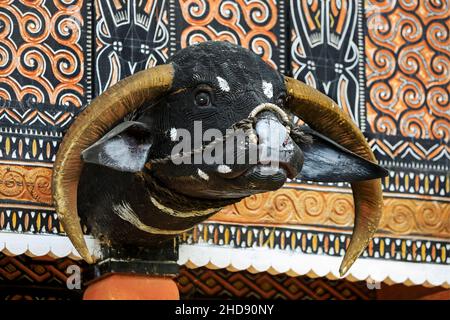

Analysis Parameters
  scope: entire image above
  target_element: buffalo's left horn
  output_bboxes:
[284,76,383,276]
[52,64,174,263]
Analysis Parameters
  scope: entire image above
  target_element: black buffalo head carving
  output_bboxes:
[53,42,387,276]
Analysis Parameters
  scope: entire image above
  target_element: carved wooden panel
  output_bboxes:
[213,187,450,239]
[0,0,447,269]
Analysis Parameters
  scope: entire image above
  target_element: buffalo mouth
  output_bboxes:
[217,160,298,181]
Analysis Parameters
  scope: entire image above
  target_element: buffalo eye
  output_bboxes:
[195,91,211,107]
[276,93,286,107]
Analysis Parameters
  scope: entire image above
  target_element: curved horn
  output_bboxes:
[52,64,174,263]
[285,77,383,276]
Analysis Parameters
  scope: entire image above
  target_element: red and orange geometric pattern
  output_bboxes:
[1,253,447,300]
[0,253,83,300]
[177,267,376,300]
[0,253,376,300]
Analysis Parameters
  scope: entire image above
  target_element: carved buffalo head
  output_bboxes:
[53,42,387,276]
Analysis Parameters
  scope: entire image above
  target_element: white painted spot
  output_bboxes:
[197,168,209,181]
[217,76,230,92]
[262,80,273,99]
[169,128,177,141]
[217,164,232,174]
[104,139,135,168]
[100,138,148,171]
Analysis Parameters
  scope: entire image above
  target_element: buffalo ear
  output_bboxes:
[81,121,153,172]
[296,127,388,182]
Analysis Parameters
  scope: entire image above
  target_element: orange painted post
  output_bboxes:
[83,274,180,300]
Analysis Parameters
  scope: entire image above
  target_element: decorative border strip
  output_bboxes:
[368,136,450,168]
[1,231,448,288]
[0,100,78,131]
[0,208,61,234]
[277,0,287,74]
[179,244,450,288]
[0,134,60,163]
[168,0,177,56]
[1,137,446,199]
[181,223,450,266]
[292,167,449,200]
[214,186,450,239]
[2,219,449,266]
[0,232,99,259]
[85,0,94,103]
[177,266,376,300]
[289,179,450,201]
[1,183,448,239]
[381,169,448,196]
[357,0,367,132]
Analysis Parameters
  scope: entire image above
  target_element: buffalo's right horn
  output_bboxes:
[285,77,383,276]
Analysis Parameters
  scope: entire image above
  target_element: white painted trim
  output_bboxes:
[1,232,448,288]
[178,244,450,288]
[0,232,101,260]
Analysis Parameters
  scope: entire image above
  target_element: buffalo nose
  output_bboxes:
[255,111,289,160]
[254,111,301,178]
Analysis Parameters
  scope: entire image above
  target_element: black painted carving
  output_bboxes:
[78,42,386,249]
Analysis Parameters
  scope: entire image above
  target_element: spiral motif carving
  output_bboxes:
[328,194,354,226]
[0,170,23,197]
[271,193,297,222]
[213,187,450,239]
[0,1,84,107]
[384,204,415,234]
[0,165,52,205]
[232,193,268,221]
[299,191,326,221]
[366,0,449,144]
[416,202,444,233]
[179,0,279,69]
